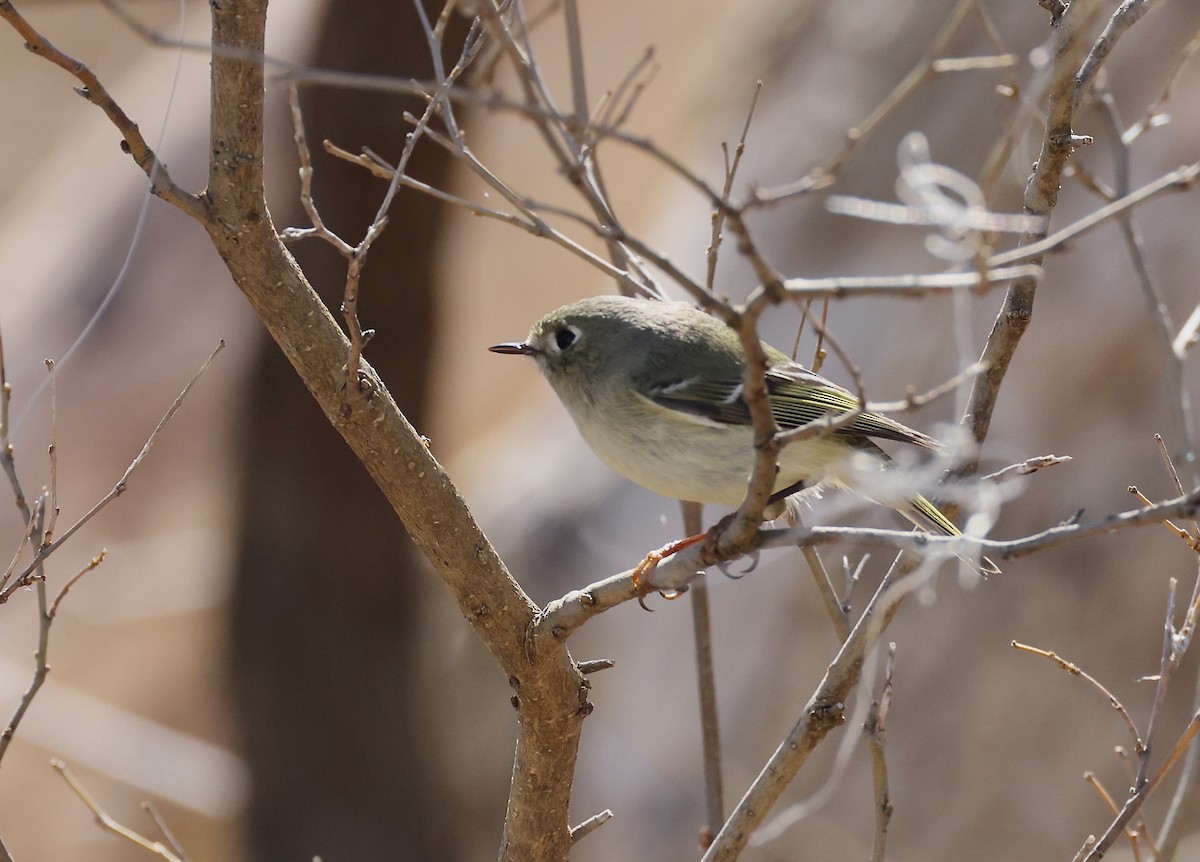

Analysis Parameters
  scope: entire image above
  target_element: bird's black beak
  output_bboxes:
[489,342,537,356]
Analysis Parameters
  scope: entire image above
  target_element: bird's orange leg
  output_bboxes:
[630,532,708,596]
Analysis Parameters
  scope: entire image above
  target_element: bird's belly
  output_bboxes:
[576,410,853,507]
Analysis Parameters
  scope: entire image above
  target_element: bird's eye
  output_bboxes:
[554,327,578,351]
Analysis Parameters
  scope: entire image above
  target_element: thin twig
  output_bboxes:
[48,549,106,619]
[0,326,30,523]
[748,0,984,206]
[701,552,926,861]
[959,0,1110,461]
[1126,26,1200,143]
[0,511,40,594]
[778,265,1042,299]
[1082,773,1143,852]
[1174,305,1200,358]
[705,82,761,293]
[0,341,224,602]
[1128,486,1200,553]
[0,0,204,218]
[568,809,613,845]
[682,500,724,847]
[1148,712,1200,798]
[866,642,897,862]
[281,83,352,253]
[981,454,1073,484]
[0,493,49,766]
[323,139,641,290]
[539,487,1200,634]
[988,163,1200,267]
[473,0,656,293]
[43,359,59,544]
[1012,642,1143,748]
[142,801,191,862]
[801,545,849,641]
[867,362,987,413]
[51,760,184,861]
[1095,80,1198,486]
[591,46,656,140]
[1137,581,1180,791]
[404,118,654,295]
[1082,712,1200,862]
[1075,0,1163,108]
[562,0,588,130]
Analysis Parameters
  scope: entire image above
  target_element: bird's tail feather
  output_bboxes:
[903,493,1000,576]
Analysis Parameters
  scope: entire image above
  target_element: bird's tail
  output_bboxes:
[902,493,1000,576]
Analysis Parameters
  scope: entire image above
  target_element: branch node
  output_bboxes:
[576,659,615,674]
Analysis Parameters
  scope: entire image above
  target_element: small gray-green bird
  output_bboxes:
[490,295,996,574]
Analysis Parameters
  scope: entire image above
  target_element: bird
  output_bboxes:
[490,294,997,578]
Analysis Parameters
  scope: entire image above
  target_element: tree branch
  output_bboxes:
[201,6,585,858]
[0,1,204,218]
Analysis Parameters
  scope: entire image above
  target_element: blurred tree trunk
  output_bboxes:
[228,2,467,859]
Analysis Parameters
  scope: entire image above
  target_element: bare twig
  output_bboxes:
[1174,304,1200,358]
[1075,0,1163,107]
[1082,712,1200,862]
[48,549,107,619]
[1125,27,1200,143]
[682,500,724,847]
[982,454,1073,484]
[323,139,641,290]
[867,362,987,414]
[749,0,985,206]
[1148,713,1200,798]
[473,1,657,294]
[959,0,1110,460]
[988,163,1200,269]
[0,327,29,523]
[568,809,613,845]
[1082,773,1143,853]
[779,265,1042,299]
[280,83,353,253]
[1136,582,1180,791]
[0,341,224,602]
[0,511,39,594]
[801,545,850,641]
[0,1,203,218]
[866,643,897,862]
[0,362,108,768]
[401,118,653,295]
[1012,641,1143,748]
[1079,570,1200,861]
[540,488,1200,634]
[1129,486,1200,553]
[40,362,59,539]
[0,494,49,766]
[51,760,184,861]
[591,46,656,141]
[705,82,761,293]
[701,551,924,862]
[1095,81,1198,485]
[141,801,191,862]
[562,0,588,128]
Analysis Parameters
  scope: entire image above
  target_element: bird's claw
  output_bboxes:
[718,550,760,579]
[630,535,704,609]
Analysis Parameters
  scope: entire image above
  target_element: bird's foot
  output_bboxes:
[630,533,706,609]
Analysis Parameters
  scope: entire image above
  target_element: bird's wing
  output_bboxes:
[643,362,942,451]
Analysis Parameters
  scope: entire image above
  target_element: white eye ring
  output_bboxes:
[551,325,581,353]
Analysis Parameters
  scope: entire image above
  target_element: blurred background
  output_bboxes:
[1,0,1199,859]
